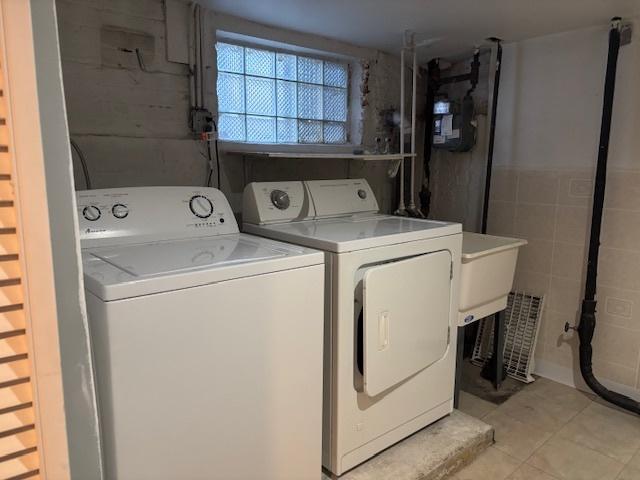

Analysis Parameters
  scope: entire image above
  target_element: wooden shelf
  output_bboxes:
[225,151,416,161]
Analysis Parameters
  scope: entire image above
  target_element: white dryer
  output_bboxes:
[243,179,462,475]
[77,186,325,480]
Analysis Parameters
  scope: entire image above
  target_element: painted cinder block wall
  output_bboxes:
[56,0,426,215]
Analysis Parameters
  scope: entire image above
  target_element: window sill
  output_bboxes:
[218,141,359,155]
[218,142,415,161]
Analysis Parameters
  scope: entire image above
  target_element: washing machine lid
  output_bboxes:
[245,214,461,253]
[82,233,323,301]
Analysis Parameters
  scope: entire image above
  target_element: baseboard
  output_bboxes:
[534,359,640,403]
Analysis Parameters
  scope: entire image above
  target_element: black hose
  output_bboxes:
[576,18,640,415]
[70,138,92,190]
[481,40,502,234]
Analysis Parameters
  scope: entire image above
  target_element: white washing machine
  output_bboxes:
[77,186,325,480]
[243,179,462,475]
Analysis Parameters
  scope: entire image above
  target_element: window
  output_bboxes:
[216,42,349,144]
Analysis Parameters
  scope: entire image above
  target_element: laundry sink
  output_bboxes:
[458,232,527,326]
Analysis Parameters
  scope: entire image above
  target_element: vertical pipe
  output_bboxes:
[575,18,640,416]
[188,2,196,109]
[197,5,205,108]
[397,48,406,213]
[480,41,502,234]
[409,46,417,210]
[420,59,438,218]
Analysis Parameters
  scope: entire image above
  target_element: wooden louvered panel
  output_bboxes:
[0,285,22,310]
[0,36,40,478]
[0,206,15,228]
[0,181,13,206]
[0,311,24,336]
[0,428,36,458]
[0,384,31,413]
[0,156,7,180]
[0,261,20,281]
[0,408,34,434]
[0,234,17,257]
[0,359,29,383]
[0,450,38,479]
[0,336,27,360]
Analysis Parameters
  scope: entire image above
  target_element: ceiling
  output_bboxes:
[206,0,640,59]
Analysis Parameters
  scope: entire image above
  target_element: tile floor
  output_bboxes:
[452,378,640,480]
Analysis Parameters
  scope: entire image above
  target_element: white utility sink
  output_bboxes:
[458,232,527,326]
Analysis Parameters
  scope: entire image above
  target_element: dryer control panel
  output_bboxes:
[242,181,314,225]
[77,186,238,247]
[243,178,380,225]
[305,179,378,218]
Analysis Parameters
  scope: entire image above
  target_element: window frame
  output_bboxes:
[215,38,353,147]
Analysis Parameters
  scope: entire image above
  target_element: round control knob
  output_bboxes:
[357,189,367,199]
[189,195,214,219]
[82,205,101,222]
[270,190,290,210]
[112,203,129,219]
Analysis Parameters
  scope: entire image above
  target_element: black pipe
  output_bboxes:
[467,51,481,95]
[419,59,440,217]
[575,18,640,415]
[481,40,502,234]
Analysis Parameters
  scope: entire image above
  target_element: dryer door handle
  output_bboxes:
[378,312,389,351]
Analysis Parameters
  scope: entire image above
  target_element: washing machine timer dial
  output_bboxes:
[270,190,290,210]
[189,195,214,219]
[82,205,101,221]
[112,203,129,219]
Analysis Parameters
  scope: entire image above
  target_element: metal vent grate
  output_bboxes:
[471,291,545,383]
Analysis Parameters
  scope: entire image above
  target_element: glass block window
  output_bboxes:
[216,42,349,144]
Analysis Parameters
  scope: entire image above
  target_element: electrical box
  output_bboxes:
[432,95,476,152]
[190,108,214,136]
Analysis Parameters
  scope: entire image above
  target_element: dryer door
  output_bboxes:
[362,250,452,397]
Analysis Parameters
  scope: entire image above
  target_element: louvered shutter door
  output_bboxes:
[0,36,40,480]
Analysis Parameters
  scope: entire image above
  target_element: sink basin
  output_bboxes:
[458,232,527,326]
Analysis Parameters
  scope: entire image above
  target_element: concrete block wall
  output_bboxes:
[57,0,427,214]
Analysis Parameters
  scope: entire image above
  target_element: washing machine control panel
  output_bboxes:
[77,186,238,247]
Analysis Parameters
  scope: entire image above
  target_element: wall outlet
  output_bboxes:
[569,178,593,198]
[605,296,633,318]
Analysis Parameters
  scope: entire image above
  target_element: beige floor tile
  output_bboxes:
[455,446,522,480]
[484,410,553,461]
[527,436,624,480]
[628,450,640,470]
[593,396,640,416]
[495,388,587,434]
[524,377,594,406]
[508,463,558,480]
[457,391,497,419]
[556,401,640,464]
[616,466,640,480]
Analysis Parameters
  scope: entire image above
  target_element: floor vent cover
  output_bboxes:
[471,291,545,383]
